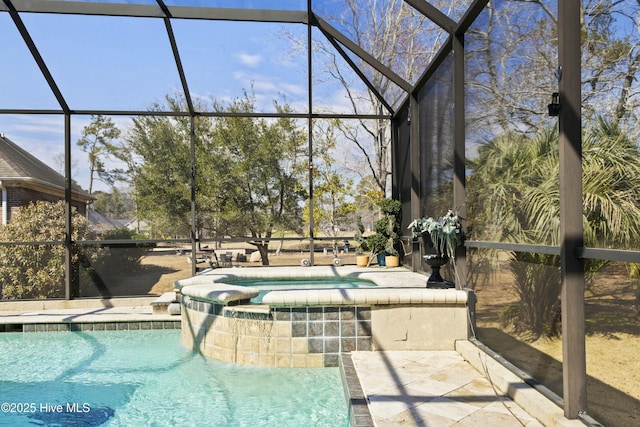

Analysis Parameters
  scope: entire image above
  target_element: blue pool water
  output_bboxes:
[0,330,348,426]
[228,277,377,303]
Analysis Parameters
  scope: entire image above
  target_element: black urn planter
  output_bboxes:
[421,232,454,289]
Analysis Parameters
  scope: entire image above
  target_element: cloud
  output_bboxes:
[249,78,278,93]
[236,52,262,67]
[281,83,306,96]
[232,71,306,101]
[3,115,65,136]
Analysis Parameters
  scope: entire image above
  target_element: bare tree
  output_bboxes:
[287,0,446,194]
[466,0,640,140]
[52,152,78,177]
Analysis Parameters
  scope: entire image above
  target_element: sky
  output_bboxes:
[0,4,370,193]
[4,1,638,195]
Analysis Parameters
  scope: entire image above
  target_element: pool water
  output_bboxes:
[228,277,377,303]
[0,330,349,426]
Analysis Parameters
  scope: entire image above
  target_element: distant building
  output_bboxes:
[120,217,150,234]
[0,134,93,225]
[87,208,123,234]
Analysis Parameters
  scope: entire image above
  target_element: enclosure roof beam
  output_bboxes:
[157,0,194,115]
[395,0,489,118]
[2,0,70,114]
[0,0,309,23]
[0,109,391,120]
[395,36,453,119]
[314,16,413,94]
[455,0,489,36]
[403,0,456,34]
[314,18,395,114]
[167,6,307,24]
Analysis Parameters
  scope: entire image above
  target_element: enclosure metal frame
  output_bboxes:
[1,0,628,420]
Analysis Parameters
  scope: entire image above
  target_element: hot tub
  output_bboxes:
[175,266,473,367]
[224,277,377,303]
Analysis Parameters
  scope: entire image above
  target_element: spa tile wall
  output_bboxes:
[274,307,372,367]
[181,299,372,367]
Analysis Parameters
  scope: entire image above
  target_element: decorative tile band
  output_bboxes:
[0,321,181,333]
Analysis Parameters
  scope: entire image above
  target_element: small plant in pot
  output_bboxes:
[384,242,400,267]
[408,210,463,286]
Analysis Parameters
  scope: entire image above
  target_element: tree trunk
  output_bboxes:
[257,244,270,266]
[613,48,640,126]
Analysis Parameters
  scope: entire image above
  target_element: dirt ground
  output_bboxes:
[473,263,640,427]
[104,245,358,296]
[108,246,638,426]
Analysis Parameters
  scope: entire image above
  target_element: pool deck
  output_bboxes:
[347,347,583,427]
[0,297,179,331]
[0,298,584,427]
[347,350,540,427]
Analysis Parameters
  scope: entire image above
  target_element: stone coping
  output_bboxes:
[0,296,157,312]
[456,340,587,427]
[262,288,467,306]
[179,283,258,304]
[176,266,468,307]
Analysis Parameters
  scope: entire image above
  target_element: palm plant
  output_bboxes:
[468,119,640,337]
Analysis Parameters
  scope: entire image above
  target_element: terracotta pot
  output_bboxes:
[356,255,370,267]
[385,255,400,267]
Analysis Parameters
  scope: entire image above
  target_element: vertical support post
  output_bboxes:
[190,116,197,276]
[64,114,73,300]
[1,186,7,226]
[409,95,421,271]
[453,34,467,288]
[388,104,397,199]
[559,0,586,418]
[307,0,315,265]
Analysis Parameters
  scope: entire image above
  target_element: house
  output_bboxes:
[87,208,124,234]
[121,217,150,234]
[0,133,93,225]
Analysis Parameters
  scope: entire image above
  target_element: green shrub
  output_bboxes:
[94,228,153,277]
[0,201,98,299]
[354,217,369,255]
[367,198,402,257]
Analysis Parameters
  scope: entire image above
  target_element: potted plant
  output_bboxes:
[377,198,402,267]
[384,241,400,267]
[354,216,370,267]
[367,230,388,266]
[360,198,402,267]
[408,210,463,286]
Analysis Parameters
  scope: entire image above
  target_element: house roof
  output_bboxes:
[88,209,123,232]
[0,134,92,201]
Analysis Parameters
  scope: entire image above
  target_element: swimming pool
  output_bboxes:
[227,277,377,303]
[0,330,348,426]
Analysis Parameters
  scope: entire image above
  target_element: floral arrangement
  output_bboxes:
[407,210,463,259]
